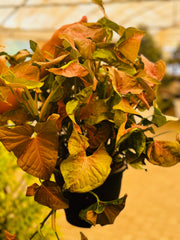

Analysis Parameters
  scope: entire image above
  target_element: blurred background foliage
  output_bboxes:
[0,142,55,240]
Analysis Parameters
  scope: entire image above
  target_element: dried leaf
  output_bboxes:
[34,181,69,210]
[147,140,180,167]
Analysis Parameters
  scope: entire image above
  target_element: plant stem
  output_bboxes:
[29,209,53,239]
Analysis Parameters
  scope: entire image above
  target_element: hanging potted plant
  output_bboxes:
[0,0,180,236]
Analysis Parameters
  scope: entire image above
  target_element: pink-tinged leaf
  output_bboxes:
[117,28,145,63]
[34,181,69,210]
[41,20,105,59]
[107,67,142,95]
[48,62,89,78]
[141,55,166,82]
[147,140,180,167]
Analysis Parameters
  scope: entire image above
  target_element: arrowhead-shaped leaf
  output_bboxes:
[107,67,142,95]
[61,133,112,192]
[79,194,127,226]
[0,114,59,180]
[117,27,145,62]
[147,140,180,167]
[141,55,166,82]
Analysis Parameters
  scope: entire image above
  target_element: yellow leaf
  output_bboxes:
[147,140,180,167]
[60,145,112,193]
[68,127,89,155]
[113,98,141,115]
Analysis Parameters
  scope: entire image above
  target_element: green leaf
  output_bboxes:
[117,128,146,159]
[29,40,38,52]
[147,140,180,167]
[1,73,43,89]
[152,107,167,127]
[60,145,112,193]
[92,48,117,63]
[66,86,92,126]
[66,99,79,125]
[79,194,127,226]
[98,17,125,34]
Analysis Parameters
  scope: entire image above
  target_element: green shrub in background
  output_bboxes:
[138,25,162,62]
[0,142,54,240]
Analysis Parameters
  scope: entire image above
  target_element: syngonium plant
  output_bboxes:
[0,0,180,234]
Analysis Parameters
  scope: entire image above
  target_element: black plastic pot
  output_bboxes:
[63,165,127,228]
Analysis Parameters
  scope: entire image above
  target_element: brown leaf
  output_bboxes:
[96,197,126,225]
[83,121,113,149]
[0,124,34,157]
[17,115,59,180]
[4,230,17,240]
[26,183,40,196]
[0,114,59,180]
[107,67,142,95]
[49,62,89,78]
[34,181,69,210]
[147,140,180,167]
